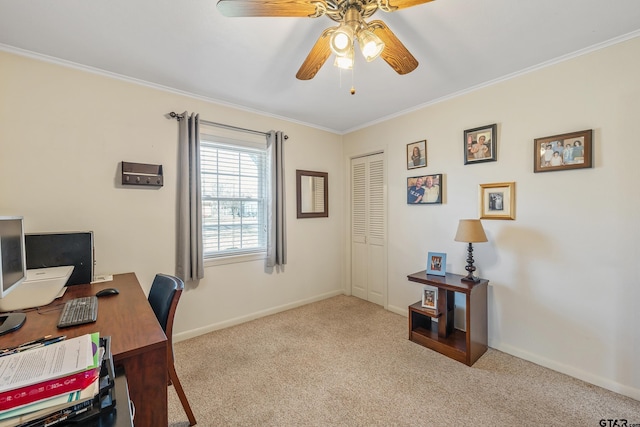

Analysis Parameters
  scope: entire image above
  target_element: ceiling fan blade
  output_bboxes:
[370,20,418,75]
[217,0,326,17]
[382,0,435,11]
[296,28,333,80]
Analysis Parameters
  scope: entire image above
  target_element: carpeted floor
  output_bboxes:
[167,295,640,426]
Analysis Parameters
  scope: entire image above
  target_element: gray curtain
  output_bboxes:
[266,131,287,267]
[177,112,204,281]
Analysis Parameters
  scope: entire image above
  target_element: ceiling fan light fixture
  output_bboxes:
[334,46,355,70]
[357,29,385,62]
[219,0,422,81]
[330,26,354,56]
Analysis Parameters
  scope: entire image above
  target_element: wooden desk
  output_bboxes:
[1,273,168,427]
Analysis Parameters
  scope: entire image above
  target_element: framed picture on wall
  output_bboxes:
[533,129,593,173]
[479,182,515,220]
[406,174,443,204]
[422,287,437,310]
[407,140,427,169]
[464,124,497,165]
[426,252,446,276]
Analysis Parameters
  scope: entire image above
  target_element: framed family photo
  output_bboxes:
[422,287,437,310]
[426,252,446,276]
[407,140,426,169]
[464,124,497,165]
[479,182,515,220]
[406,174,443,205]
[533,129,593,173]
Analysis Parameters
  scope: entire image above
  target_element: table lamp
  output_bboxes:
[454,219,488,282]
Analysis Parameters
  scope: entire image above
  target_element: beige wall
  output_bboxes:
[343,36,640,399]
[0,50,345,341]
[2,35,639,402]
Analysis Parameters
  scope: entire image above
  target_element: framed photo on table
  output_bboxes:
[426,252,446,276]
[407,140,426,169]
[464,124,497,165]
[422,287,437,310]
[479,182,515,220]
[533,129,592,173]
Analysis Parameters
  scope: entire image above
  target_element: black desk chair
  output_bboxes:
[148,274,197,426]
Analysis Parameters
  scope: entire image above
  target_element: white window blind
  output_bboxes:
[200,139,267,258]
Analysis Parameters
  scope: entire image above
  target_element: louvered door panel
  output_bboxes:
[351,153,386,306]
[368,157,385,243]
[351,161,367,242]
[351,157,368,300]
[367,155,385,305]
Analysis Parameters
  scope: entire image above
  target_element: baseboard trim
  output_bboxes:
[174,289,345,343]
[491,341,640,401]
[386,304,408,317]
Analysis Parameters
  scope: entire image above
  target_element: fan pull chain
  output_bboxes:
[336,58,355,94]
[350,65,356,95]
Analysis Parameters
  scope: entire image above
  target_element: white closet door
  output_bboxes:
[351,153,386,306]
[351,157,368,301]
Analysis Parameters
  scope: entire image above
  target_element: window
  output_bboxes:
[200,135,267,259]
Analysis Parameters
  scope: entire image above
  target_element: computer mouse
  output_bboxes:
[96,288,119,297]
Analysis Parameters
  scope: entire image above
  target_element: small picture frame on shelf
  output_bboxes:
[422,287,437,310]
[426,252,446,276]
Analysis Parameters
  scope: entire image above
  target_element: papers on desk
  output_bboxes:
[0,333,100,417]
[0,333,99,393]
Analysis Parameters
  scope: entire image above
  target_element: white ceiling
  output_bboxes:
[1,0,639,134]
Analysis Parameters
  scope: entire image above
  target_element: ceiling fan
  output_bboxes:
[216,0,435,80]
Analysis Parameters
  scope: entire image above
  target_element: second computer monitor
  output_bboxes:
[25,232,94,285]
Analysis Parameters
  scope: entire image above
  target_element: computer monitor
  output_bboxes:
[0,216,27,335]
[0,216,27,299]
[25,231,94,285]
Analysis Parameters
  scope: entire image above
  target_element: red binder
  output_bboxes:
[0,367,99,412]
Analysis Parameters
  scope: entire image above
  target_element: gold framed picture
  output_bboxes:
[479,182,515,220]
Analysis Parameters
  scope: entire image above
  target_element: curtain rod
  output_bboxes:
[168,112,288,139]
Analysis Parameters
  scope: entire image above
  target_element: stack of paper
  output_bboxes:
[0,333,100,427]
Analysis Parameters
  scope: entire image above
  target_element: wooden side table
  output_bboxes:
[407,271,488,366]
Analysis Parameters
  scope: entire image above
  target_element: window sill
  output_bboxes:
[204,252,266,267]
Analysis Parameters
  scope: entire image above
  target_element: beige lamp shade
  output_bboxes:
[454,219,488,243]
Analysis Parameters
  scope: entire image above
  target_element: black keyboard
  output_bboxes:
[57,296,98,328]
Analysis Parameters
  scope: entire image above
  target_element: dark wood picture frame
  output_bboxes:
[407,174,443,205]
[464,124,497,165]
[407,140,426,169]
[296,170,328,219]
[533,129,593,173]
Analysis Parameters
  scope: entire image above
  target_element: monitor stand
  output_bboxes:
[0,312,26,336]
